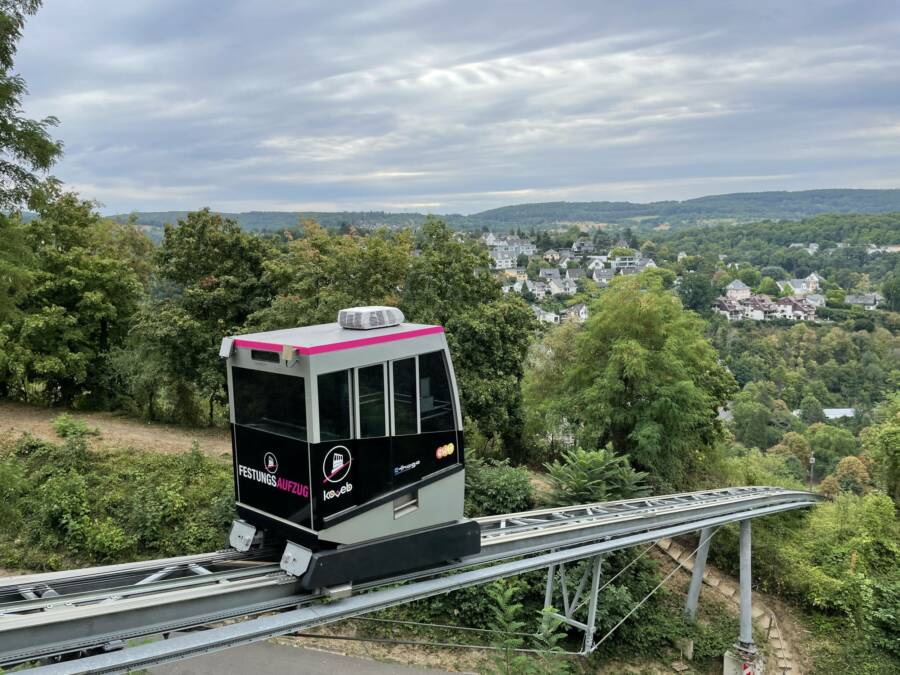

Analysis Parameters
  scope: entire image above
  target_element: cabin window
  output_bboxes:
[231,367,306,440]
[357,363,387,438]
[318,370,352,441]
[392,358,418,435]
[418,351,455,432]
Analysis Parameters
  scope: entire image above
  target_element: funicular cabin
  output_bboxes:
[220,307,481,590]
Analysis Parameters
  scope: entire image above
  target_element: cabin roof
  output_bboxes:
[228,322,442,356]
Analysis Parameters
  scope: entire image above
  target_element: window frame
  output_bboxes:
[316,368,354,442]
[354,362,389,439]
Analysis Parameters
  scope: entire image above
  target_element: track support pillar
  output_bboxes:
[684,527,713,621]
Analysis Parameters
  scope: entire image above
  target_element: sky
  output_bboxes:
[14,0,900,215]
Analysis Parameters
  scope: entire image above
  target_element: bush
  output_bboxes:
[51,413,100,439]
[544,447,649,506]
[0,435,233,569]
[465,456,535,517]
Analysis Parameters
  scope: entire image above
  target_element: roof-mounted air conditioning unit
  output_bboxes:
[337,306,405,330]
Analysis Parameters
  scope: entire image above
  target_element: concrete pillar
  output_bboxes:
[684,527,713,621]
[739,519,754,650]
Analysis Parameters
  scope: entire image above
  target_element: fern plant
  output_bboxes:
[544,447,650,506]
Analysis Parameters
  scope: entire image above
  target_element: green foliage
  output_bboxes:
[0,1,63,209]
[0,192,144,406]
[487,579,573,675]
[799,395,826,424]
[562,275,736,488]
[860,394,900,504]
[51,413,100,438]
[677,271,718,312]
[544,447,649,506]
[882,272,900,311]
[0,435,233,568]
[464,455,535,517]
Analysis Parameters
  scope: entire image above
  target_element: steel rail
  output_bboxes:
[26,497,819,675]
[0,487,818,667]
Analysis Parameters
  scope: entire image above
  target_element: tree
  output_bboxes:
[678,271,717,312]
[757,276,780,296]
[861,394,900,505]
[402,218,535,449]
[806,423,858,479]
[799,395,826,424]
[560,275,737,487]
[0,1,63,209]
[135,209,274,423]
[0,192,143,405]
[882,272,900,312]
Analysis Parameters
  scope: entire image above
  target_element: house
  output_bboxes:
[725,279,752,301]
[548,278,577,296]
[566,268,585,281]
[572,237,595,254]
[543,249,560,263]
[611,255,639,271]
[844,293,884,310]
[482,232,499,247]
[805,293,826,308]
[515,267,528,282]
[713,298,744,321]
[527,280,549,300]
[593,268,615,286]
[677,251,688,261]
[777,273,821,296]
[586,256,607,270]
[531,305,560,324]
[564,302,589,323]
[490,251,516,269]
[539,267,561,280]
[775,297,816,321]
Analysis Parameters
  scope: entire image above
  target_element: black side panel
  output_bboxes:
[233,424,312,529]
[299,520,481,590]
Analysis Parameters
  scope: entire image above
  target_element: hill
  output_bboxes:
[108,188,900,236]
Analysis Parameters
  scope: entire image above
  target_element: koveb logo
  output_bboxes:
[323,446,352,484]
[264,452,278,473]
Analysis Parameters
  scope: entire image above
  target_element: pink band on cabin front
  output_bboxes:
[233,325,445,356]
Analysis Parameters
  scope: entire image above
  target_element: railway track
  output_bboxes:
[0,486,818,669]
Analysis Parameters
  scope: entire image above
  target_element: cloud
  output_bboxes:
[13,0,900,213]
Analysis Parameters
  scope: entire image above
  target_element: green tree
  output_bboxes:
[805,423,858,479]
[402,218,535,449]
[757,276,780,296]
[0,1,63,209]
[1,192,143,405]
[563,275,737,487]
[861,394,900,505]
[799,395,826,424]
[131,209,274,423]
[678,271,717,312]
[882,272,900,312]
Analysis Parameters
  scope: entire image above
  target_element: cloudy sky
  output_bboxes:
[15,0,900,214]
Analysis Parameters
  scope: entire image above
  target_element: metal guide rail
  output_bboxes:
[0,486,818,669]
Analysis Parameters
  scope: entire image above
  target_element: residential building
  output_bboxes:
[572,237,595,253]
[725,279,752,301]
[543,249,560,263]
[844,293,884,310]
[532,305,560,324]
[566,268,585,281]
[539,268,561,280]
[777,272,822,296]
[593,268,615,286]
[564,302,589,323]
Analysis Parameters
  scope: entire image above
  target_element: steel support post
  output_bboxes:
[542,563,556,629]
[581,555,603,654]
[738,519,755,652]
[684,527,713,621]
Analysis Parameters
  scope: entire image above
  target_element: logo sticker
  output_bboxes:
[394,460,421,476]
[264,452,278,473]
[435,442,455,459]
[323,445,352,484]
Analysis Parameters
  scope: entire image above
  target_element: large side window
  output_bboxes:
[318,370,352,441]
[418,351,455,432]
[392,358,418,435]
[231,367,306,440]
[357,364,386,438]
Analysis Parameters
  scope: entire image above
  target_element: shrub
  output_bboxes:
[51,413,100,439]
[544,447,649,506]
[465,456,534,517]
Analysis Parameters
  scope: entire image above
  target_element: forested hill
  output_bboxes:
[108,188,900,235]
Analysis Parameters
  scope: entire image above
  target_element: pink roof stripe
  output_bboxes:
[234,325,444,356]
